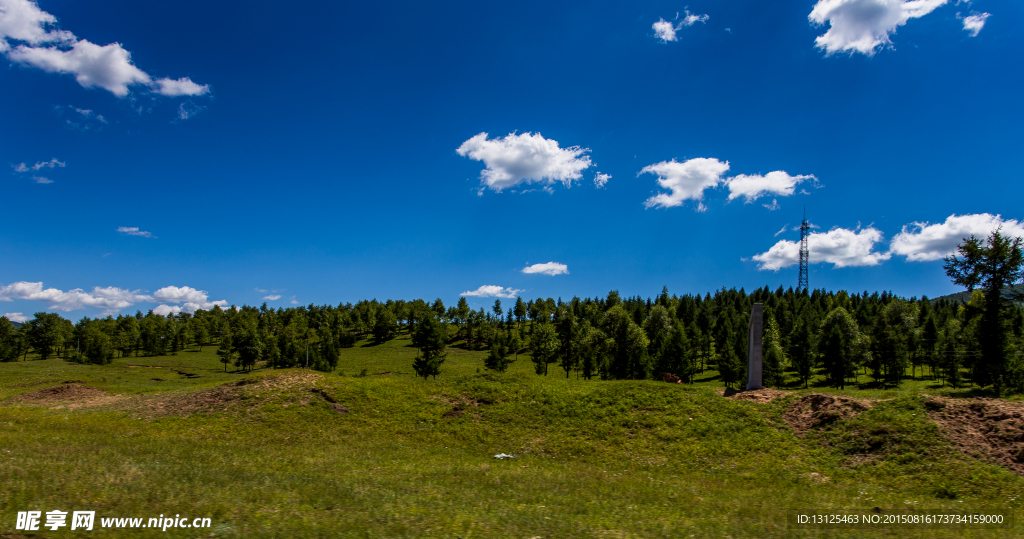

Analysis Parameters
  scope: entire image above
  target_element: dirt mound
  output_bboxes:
[783,394,873,436]
[127,371,324,418]
[719,387,791,403]
[7,384,118,409]
[927,397,1024,475]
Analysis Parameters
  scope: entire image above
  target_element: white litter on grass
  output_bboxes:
[493,453,516,459]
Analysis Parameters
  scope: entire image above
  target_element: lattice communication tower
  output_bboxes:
[798,207,809,291]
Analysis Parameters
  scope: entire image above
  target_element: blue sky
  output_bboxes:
[1,0,1021,320]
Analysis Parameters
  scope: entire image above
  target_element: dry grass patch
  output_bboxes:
[926,396,1024,475]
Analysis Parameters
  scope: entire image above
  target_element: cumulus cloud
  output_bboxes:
[456,132,593,192]
[594,172,611,189]
[521,262,569,276]
[889,213,1024,262]
[151,285,228,314]
[959,12,990,37]
[460,285,523,299]
[3,312,29,323]
[263,294,282,301]
[652,10,709,42]
[726,171,816,202]
[0,281,151,315]
[0,0,208,97]
[808,0,947,56]
[752,226,891,270]
[641,158,730,210]
[117,226,154,238]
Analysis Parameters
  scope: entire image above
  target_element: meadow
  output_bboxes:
[1,333,1022,538]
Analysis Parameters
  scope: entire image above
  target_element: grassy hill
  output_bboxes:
[1,334,1022,537]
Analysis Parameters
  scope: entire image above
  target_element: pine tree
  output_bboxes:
[412,315,447,380]
[762,310,786,388]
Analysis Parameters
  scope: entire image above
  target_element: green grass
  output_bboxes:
[1,334,1022,537]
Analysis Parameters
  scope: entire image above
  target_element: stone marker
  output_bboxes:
[746,303,763,391]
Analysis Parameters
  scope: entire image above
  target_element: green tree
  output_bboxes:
[944,229,1024,393]
[817,307,865,389]
[372,308,399,343]
[412,315,447,380]
[529,323,559,376]
[789,317,815,388]
[485,331,514,372]
[513,297,527,330]
[762,309,786,388]
[26,312,69,360]
[217,332,235,371]
[661,323,694,382]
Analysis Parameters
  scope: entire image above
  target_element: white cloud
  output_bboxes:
[808,0,947,56]
[117,226,154,238]
[0,0,73,52]
[460,285,523,299]
[726,171,816,202]
[594,172,611,189]
[154,77,209,97]
[0,281,151,314]
[12,157,64,172]
[3,312,29,323]
[521,262,569,276]
[652,10,709,43]
[31,176,51,183]
[0,0,208,97]
[652,19,680,42]
[960,12,990,37]
[263,294,282,301]
[752,226,891,270]
[641,157,730,210]
[889,213,1024,262]
[763,198,781,211]
[456,132,593,192]
[151,285,228,314]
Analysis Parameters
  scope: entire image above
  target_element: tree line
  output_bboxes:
[2,231,1022,393]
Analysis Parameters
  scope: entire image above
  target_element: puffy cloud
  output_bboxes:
[752,226,891,270]
[31,176,51,183]
[521,262,569,276]
[151,286,228,314]
[960,12,990,37]
[594,172,611,189]
[726,171,816,202]
[460,285,523,299]
[641,157,730,210]
[263,294,282,301]
[3,312,29,323]
[154,77,209,97]
[652,10,709,42]
[0,0,73,52]
[8,40,150,96]
[0,281,151,314]
[652,19,680,42]
[0,0,208,97]
[117,226,154,238]
[456,132,592,192]
[889,213,1024,262]
[808,0,947,56]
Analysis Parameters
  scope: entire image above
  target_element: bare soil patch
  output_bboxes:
[783,394,874,436]
[719,387,791,403]
[6,383,121,409]
[125,371,324,418]
[926,396,1024,475]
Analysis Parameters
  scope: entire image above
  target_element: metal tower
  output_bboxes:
[798,207,810,291]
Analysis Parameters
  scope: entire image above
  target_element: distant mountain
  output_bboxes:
[11,321,22,328]
[931,285,1024,305]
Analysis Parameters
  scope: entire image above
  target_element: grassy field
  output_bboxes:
[1,332,1022,538]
